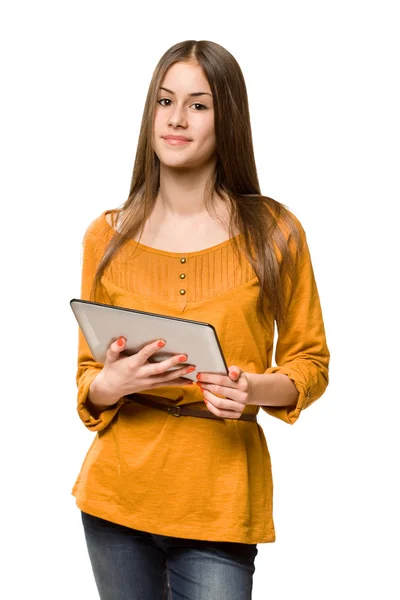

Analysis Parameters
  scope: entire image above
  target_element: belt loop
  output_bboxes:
[167,406,181,417]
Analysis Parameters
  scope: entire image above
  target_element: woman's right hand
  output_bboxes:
[89,337,195,409]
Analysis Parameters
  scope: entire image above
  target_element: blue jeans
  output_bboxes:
[81,511,258,600]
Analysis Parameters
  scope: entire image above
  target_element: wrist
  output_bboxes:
[88,372,122,410]
[244,372,258,405]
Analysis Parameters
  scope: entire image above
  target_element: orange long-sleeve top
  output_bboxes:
[72,208,329,544]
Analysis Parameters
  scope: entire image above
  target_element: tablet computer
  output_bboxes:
[70,299,228,381]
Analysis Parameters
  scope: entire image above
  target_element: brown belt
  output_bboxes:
[125,394,258,423]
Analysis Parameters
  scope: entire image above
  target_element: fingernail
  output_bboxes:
[158,340,166,348]
[186,366,195,373]
[231,371,239,378]
[196,373,201,380]
[117,337,125,347]
[179,355,188,362]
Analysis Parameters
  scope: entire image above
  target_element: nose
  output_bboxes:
[168,103,188,129]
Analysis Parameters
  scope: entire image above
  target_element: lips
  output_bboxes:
[162,135,191,141]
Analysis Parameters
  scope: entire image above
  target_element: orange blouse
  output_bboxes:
[71,209,329,544]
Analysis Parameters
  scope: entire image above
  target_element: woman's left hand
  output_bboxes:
[196,366,251,419]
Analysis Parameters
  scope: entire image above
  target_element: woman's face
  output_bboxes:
[153,61,216,170]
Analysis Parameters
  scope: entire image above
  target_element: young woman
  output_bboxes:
[73,39,330,599]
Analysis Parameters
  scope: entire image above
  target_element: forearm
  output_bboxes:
[246,372,299,407]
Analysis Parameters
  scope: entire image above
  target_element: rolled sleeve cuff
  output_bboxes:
[77,367,125,432]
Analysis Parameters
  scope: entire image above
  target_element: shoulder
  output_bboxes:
[82,208,119,246]
[281,208,307,246]
[262,197,307,248]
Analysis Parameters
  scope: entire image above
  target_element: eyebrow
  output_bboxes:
[159,86,212,98]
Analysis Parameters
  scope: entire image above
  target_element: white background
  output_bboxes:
[1,1,399,598]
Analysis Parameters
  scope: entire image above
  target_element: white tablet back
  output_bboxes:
[70,299,228,380]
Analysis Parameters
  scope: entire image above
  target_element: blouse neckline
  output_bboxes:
[102,210,243,257]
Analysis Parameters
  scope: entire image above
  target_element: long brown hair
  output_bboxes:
[91,40,302,328]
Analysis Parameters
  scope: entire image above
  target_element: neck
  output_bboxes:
[156,161,217,218]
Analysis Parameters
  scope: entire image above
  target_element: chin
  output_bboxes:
[156,153,194,168]
[161,161,196,171]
